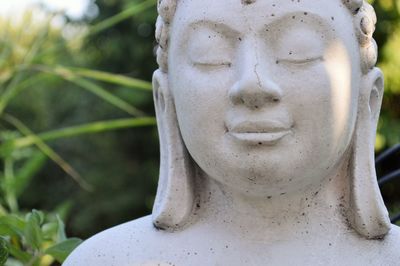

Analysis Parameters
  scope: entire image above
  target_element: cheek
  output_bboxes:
[279,58,357,164]
[170,68,233,153]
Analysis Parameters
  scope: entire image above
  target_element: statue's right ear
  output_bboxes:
[151,70,195,230]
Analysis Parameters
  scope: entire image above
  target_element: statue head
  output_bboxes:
[152,0,391,239]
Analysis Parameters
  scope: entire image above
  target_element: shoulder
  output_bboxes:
[382,224,400,249]
[369,224,400,265]
[63,215,180,266]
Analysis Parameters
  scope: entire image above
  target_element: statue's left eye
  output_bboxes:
[277,56,323,65]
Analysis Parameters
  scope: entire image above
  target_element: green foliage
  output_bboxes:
[0,1,156,264]
[0,210,82,265]
[0,237,9,265]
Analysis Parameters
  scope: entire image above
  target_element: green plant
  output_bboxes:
[0,209,81,265]
[0,1,156,264]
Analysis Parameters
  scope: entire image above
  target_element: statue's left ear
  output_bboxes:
[363,68,384,127]
[349,67,391,239]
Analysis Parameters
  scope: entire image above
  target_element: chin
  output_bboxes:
[201,144,341,196]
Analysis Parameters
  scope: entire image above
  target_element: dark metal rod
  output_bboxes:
[391,213,400,223]
[375,144,400,165]
[378,169,400,186]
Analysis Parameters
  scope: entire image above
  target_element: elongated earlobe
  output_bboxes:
[349,67,391,239]
[151,70,195,230]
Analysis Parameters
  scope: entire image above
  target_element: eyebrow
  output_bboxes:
[187,20,241,38]
[186,11,334,37]
[265,12,335,35]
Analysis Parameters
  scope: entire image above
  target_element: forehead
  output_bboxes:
[172,0,353,36]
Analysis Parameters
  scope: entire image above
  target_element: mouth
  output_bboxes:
[227,120,293,145]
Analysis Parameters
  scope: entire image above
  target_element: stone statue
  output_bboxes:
[64,0,400,265]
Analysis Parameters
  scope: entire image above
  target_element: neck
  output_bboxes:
[193,157,352,242]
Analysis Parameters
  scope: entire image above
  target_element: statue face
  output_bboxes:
[168,0,362,196]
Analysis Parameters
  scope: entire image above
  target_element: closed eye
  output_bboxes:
[277,56,323,65]
[193,61,232,68]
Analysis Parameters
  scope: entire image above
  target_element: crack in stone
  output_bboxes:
[253,38,262,90]
[254,62,262,89]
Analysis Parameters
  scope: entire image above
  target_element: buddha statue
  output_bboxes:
[64,0,400,265]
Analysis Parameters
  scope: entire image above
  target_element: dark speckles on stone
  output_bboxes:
[241,0,256,5]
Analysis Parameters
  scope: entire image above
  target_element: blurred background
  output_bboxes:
[0,0,399,264]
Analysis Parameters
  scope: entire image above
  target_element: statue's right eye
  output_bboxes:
[186,27,235,70]
[192,60,232,68]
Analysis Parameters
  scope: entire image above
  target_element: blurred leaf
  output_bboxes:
[56,216,66,243]
[9,117,156,149]
[45,238,82,263]
[4,258,24,266]
[3,158,17,212]
[7,245,32,264]
[53,202,72,222]
[89,0,156,36]
[36,65,145,116]
[0,74,47,116]
[0,215,26,238]
[2,114,92,191]
[41,222,58,240]
[62,76,145,117]
[14,151,47,197]
[0,237,8,266]
[24,211,43,250]
[68,67,152,91]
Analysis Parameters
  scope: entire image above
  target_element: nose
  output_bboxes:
[229,54,282,110]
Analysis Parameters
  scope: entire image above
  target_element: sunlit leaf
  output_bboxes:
[9,117,156,149]
[68,67,152,91]
[45,238,82,263]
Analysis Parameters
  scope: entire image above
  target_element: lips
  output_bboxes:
[227,120,293,145]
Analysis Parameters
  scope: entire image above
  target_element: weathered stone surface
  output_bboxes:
[64,0,400,265]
